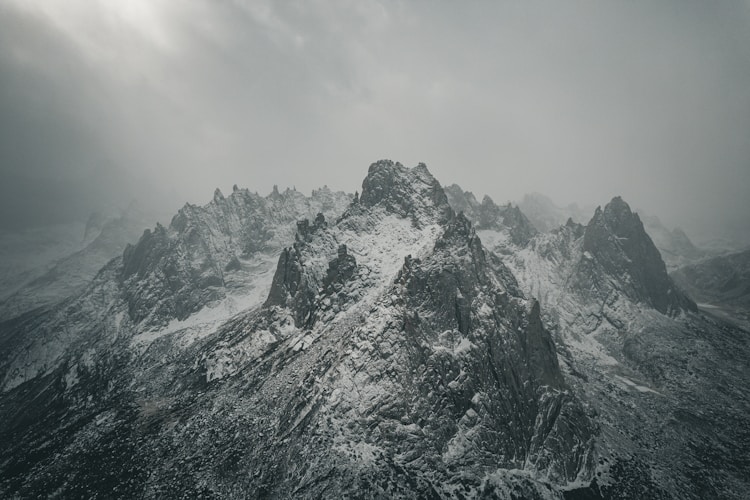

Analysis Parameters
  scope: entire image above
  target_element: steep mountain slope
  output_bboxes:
[0,221,87,302]
[1,164,748,499]
[481,197,750,499]
[0,162,595,498]
[0,185,351,393]
[0,206,168,321]
[575,197,696,316]
[671,248,750,330]
[514,192,705,271]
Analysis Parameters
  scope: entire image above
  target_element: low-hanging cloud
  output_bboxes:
[0,0,748,244]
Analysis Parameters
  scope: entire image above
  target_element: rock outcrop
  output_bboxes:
[576,197,696,316]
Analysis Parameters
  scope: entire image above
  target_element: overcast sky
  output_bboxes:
[1,0,748,243]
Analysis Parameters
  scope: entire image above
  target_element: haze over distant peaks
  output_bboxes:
[0,161,747,499]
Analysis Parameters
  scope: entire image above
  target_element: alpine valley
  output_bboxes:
[1,161,748,499]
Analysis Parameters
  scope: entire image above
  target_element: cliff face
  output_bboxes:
[119,186,352,327]
[577,196,697,316]
[490,196,749,500]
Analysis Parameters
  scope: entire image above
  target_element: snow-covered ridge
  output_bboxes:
[358,160,451,227]
[1,163,749,499]
[1,185,352,393]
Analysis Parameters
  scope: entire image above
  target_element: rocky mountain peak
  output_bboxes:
[359,160,451,224]
[115,184,351,327]
[581,196,696,315]
[443,184,479,216]
[597,196,634,227]
[5,161,750,499]
[584,197,647,249]
[443,184,537,246]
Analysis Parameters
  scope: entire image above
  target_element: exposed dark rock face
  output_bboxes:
[322,244,357,293]
[360,160,451,225]
[402,212,564,387]
[224,181,596,496]
[264,218,334,328]
[265,246,306,318]
[393,214,590,481]
[119,188,350,328]
[577,197,697,316]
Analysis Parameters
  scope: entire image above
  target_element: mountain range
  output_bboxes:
[0,161,747,499]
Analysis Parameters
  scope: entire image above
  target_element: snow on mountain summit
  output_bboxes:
[358,160,452,226]
[0,162,748,499]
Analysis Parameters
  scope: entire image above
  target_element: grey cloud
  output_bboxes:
[0,0,748,244]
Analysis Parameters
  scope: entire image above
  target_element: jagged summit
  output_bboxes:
[234,175,595,493]
[444,184,537,246]
[358,160,451,225]
[587,196,632,230]
[580,196,696,315]
[3,161,749,499]
[118,185,352,326]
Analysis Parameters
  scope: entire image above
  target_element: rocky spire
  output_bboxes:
[358,160,451,225]
[322,244,357,294]
[581,196,696,315]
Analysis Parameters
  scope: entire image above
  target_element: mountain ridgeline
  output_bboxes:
[0,161,747,499]
[444,184,538,246]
